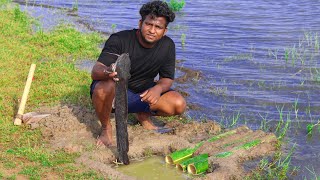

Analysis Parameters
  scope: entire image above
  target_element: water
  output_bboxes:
[117,156,188,180]
[15,0,320,178]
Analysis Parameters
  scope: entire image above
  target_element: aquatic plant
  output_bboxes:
[306,121,320,135]
[259,113,270,131]
[247,145,297,179]
[166,0,185,12]
[223,53,253,62]
[180,33,186,47]
[268,48,279,61]
[208,86,227,96]
[72,0,78,11]
[230,111,241,127]
[305,166,320,179]
[111,23,117,33]
[293,98,299,120]
[310,67,320,83]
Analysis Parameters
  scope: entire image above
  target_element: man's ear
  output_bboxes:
[138,19,142,29]
[163,28,168,36]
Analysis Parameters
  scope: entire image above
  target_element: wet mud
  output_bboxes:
[31,105,278,179]
[175,66,202,84]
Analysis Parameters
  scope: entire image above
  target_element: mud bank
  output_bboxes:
[31,105,278,179]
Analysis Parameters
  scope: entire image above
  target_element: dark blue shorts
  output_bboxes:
[90,80,172,113]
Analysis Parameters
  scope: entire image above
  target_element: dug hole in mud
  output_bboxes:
[32,105,278,179]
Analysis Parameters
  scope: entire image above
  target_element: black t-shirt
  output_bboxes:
[97,29,176,93]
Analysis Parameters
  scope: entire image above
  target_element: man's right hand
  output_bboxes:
[91,62,118,81]
[104,63,119,81]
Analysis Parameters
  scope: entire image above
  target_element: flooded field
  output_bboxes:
[14,0,320,178]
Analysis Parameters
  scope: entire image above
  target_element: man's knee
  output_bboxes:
[92,80,115,100]
[174,97,186,115]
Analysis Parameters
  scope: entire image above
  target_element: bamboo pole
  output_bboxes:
[14,64,36,126]
[187,155,209,175]
[176,153,208,172]
[165,126,249,164]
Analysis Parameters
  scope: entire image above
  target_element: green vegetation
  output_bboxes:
[268,31,320,84]
[237,139,261,150]
[247,145,297,179]
[166,0,185,12]
[215,151,233,158]
[72,0,79,12]
[111,23,117,33]
[307,121,320,135]
[180,33,186,47]
[0,2,104,179]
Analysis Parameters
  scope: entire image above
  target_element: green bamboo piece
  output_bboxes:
[236,139,261,150]
[215,151,233,158]
[176,154,208,172]
[165,148,195,164]
[165,127,245,164]
[207,128,239,142]
[187,155,209,175]
[215,139,262,158]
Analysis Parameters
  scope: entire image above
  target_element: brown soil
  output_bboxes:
[30,104,278,180]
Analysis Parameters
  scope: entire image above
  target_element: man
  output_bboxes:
[91,0,186,147]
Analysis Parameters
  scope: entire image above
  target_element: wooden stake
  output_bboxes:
[14,64,36,125]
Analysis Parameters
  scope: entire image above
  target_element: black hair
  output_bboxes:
[139,1,175,26]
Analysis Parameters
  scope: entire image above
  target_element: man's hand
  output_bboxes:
[140,85,162,106]
[104,63,119,81]
[91,62,119,81]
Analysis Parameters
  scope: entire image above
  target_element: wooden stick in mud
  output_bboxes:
[114,54,131,165]
[14,64,36,126]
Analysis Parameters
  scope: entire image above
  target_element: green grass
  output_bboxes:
[246,144,296,179]
[0,2,105,179]
[19,166,42,180]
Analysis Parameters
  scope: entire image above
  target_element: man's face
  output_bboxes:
[139,14,168,44]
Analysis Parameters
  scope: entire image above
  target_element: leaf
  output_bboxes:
[307,124,313,134]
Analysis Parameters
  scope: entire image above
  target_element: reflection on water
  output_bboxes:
[14,0,320,178]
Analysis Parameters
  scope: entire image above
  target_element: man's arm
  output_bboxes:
[91,61,118,81]
[140,77,173,105]
[154,77,173,93]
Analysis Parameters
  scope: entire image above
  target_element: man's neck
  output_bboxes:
[136,29,156,49]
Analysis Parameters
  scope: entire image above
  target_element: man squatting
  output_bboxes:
[90,0,186,147]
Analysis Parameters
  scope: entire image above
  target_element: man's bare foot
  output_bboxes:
[136,112,157,130]
[96,126,115,147]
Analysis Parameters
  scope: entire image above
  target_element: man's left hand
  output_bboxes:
[140,85,162,106]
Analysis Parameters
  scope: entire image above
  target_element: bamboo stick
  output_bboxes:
[14,64,36,126]
[165,126,249,164]
[176,153,208,172]
[165,148,195,164]
[187,155,209,175]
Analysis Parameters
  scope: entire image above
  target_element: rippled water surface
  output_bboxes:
[16,0,320,178]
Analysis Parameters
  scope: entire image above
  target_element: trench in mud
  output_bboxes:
[116,156,187,180]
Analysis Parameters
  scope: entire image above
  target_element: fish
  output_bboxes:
[114,53,131,165]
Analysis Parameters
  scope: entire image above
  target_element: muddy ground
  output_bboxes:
[28,105,278,180]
